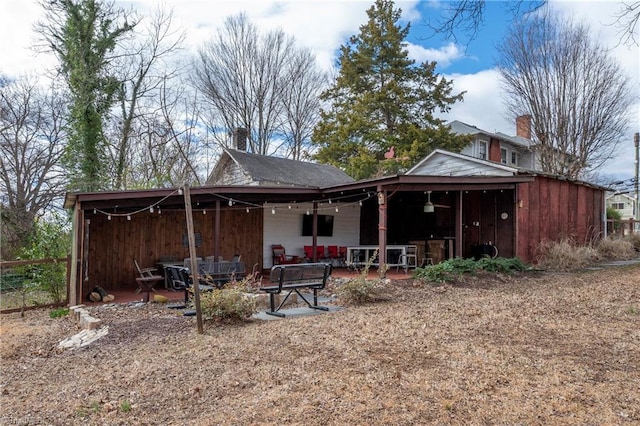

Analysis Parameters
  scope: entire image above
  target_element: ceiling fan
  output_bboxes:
[423,191,451,213]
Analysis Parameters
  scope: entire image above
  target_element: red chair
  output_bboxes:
[338,246,348,267]
[272,244,299,265]
[316,246,325,260]
[327,245,338,259]
[303,245,314,261]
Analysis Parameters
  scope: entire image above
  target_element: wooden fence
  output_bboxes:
[0,257,70,314]
[606,218,640,236]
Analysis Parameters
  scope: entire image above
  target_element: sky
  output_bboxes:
[0,0,638,183]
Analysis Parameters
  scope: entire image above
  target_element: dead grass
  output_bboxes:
[1,264,639,425]
[597,237,637,260]
[536,238,600,271]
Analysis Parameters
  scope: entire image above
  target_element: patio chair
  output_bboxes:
[133,259,164,302]
[272,244,299,265]
[327,245,343,266]
[303,245,314,261]
[176,267,216,302]
[397,245,418,273]
[338,246,348,267]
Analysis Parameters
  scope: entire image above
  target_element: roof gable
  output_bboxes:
[207,149,355,188]
[407,149,519,177]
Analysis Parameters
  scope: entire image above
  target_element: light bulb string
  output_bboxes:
[91,189,376,218]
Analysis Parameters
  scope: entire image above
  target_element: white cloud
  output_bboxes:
[406,41,464,68]
[439,69,513,134]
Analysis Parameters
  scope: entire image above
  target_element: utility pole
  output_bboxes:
[635,132,639,232]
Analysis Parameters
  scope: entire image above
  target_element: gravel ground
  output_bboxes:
[1,264,639,425]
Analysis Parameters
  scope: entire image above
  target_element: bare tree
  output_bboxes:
[612,1,640,46]
[119,79,209,188]
[428,1,639,47]
[192,13,326,156]
[0,78,68,258]
[496,9,633,178]
[107,6,186,189]
[425,0,544,45]
[278,49,328,160]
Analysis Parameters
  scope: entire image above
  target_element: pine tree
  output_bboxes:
[312,0,468,179]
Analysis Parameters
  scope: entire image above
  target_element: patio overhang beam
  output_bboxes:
[381,183,519,192]
[320,174,535,195]
[68,185,325,211]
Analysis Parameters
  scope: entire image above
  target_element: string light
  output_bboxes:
[89,190,375,222]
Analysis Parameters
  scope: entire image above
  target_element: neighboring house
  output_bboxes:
[606,192,637,220]
[207,148,354,187]
[449,115,538,170]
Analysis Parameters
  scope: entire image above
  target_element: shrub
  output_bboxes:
[15,213,70,304]
[337,250,384,304]
[49,307,69,318]
[199,282,256,322]
[536,239,600,271]
[413,256,529,283]
[625,233,640,252]
[596,237,636,260]
[475,256,529,273]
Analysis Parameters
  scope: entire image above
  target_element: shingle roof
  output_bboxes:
[217,149,355,188]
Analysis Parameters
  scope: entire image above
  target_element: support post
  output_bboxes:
[377,188,387,267]
[184,185,204,334]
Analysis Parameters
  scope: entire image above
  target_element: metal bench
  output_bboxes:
[259,263,332,317]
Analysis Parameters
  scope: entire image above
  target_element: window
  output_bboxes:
[478,141,488,160]
[612,202,625,210]
[511,151,520,166]
[500,148,508,164]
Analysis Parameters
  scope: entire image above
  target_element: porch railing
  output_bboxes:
[606,218,640,236]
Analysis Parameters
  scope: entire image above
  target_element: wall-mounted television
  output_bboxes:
[302,214,334,237]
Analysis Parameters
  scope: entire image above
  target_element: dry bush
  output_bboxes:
[597,237,637,260]
[336,250,386,304]
[626,233,640,252]
[199,283,257,322]
[536,239,600,271]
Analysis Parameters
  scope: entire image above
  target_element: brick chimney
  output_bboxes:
[233,127,248,151]
[516,115,532,139]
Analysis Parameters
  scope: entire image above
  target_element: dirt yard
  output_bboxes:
[1,264,639,425]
